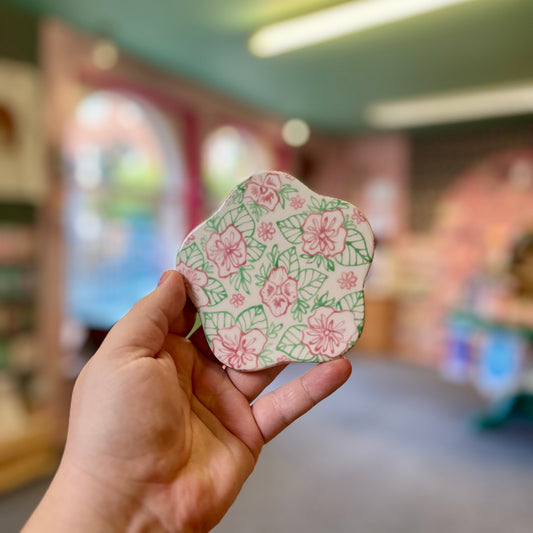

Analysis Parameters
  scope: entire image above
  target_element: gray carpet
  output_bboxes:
[214,360,533,533]
[2,359,532,532]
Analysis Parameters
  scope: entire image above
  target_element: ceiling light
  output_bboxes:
[249,0,477,57]
[366,82,533,128]
[282,118,310,147]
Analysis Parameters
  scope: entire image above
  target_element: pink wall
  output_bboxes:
[304,134,410,242]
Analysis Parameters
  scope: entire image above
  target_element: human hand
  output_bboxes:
[24,270,351,532]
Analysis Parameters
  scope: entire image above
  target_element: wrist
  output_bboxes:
[23,460,166,533]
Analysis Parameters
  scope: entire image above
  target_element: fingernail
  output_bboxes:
[157,270,173,287]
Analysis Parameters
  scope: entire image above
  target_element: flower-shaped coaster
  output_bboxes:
[176,171,374,371]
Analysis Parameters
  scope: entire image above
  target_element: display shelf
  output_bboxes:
[0,411,57,493]
[444,298,533,429]
[0,201,56,491]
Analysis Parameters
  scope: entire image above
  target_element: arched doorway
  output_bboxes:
[62,90,186,334]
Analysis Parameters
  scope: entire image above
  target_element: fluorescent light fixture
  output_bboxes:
[249,0,477,57]
[366,82,533,128]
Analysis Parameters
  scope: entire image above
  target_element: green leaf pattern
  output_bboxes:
[176,171,374,370]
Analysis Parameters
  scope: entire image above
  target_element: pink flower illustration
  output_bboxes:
[301,308,357,358]
[351,207,367,224]
[260,266,298,317]
[301,209,347,257]
[244,172,282,211]
[337,271,358,290]
[212,325,267,370]
[175,262,209,307]
[230,293,245,308]
[289,195,306,209]
[258,222,275,241]
[205,225,247,278]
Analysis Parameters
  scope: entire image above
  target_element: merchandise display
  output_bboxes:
[434,151,533,426]
[0,202,57,493]
[176,171,374,370]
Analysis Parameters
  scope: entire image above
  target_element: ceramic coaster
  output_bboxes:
[176,171,374,371]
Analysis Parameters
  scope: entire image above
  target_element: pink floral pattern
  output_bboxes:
[301,209,347,257]
[243,172,282,211]
[212,325,267,370]
[176,171,375,371]
[290,195,306,209]
[258,222,275,241]
[337,271,358,290]
[230,293,245,308]
[176,262,209,307]
[205,225,247,278]
[301,308,357,357]
[351,207,367,224]
[260,266,298,317]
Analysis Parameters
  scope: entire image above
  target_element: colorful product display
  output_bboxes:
[176,171,374,370]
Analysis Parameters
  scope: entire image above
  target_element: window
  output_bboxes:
[202,125,274,212]
[63,90,185,329]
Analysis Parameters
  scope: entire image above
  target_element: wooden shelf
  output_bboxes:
[0,413,58,494]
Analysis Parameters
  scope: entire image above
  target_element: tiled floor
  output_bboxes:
[2,359,533,533]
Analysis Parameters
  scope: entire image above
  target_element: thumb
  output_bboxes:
[99,270,188,360]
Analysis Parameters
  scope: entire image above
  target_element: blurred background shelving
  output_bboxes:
[0,204,57,491]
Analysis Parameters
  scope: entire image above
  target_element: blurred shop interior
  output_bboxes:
[0,0,533,529]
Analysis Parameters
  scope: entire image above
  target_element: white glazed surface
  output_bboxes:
[176,171,374,371]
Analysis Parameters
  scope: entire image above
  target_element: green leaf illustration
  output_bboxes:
[325,199,351,211]
[205,218,218,233]
[177,242,204,270]
[203,277,227,306]
[336,290,365,321]
[267,244,280,268]
[266,322,284,339]
[255,263,270,286]
[258,350,275,366]
[202,311,235,340]
[343,218,359,233]
[291,298,309,322]
[309,196,323,213]
[246,201,270,221]
[313,291,336,310]
[237,305,268,332]
[247,238,267,263]
[278,184,299,208]
[335,235,372,266]
[278,246,300,279]
[298,268,328,301]
[301,253,324,268]
[229,185,245,206]
[230,265,254,294]
[277,325,315,361]
[217,205,255,238]
[277,213,306,244]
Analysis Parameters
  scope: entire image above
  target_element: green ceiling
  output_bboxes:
[6,0,533,133]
